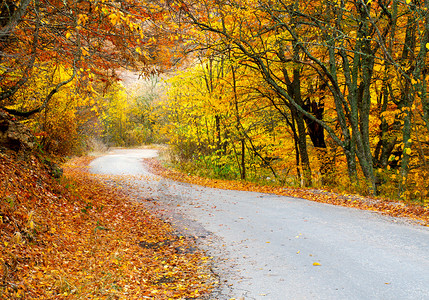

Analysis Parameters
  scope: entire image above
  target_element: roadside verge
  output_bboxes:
[144,158,429,226]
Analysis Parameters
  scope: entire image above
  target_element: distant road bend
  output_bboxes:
[90,148,429,300]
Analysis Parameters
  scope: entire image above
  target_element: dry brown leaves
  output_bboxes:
[0,153,214,299]
[145,158,429,226]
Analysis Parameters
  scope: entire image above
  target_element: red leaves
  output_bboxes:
[0,153,214,299]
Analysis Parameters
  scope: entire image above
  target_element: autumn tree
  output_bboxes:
[100,75,165,146]
[0,0,175,117]
[169,0,429,195]
[168,0,317,186]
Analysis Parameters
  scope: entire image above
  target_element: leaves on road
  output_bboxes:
[145,158,429,226]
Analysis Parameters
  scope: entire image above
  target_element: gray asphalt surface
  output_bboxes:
[89,148,429,300]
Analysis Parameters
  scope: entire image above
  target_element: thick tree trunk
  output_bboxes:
[287,53,312,187]
[303,97,334,183]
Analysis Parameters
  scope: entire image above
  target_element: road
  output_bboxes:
[89,148,429,300]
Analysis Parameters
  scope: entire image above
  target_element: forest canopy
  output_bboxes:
[156,0,429,201]
[1,0,429,202]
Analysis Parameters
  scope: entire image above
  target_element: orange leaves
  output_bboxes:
[0,152,214,299]
[77,14,89,26]
[1,0,176,121]
[108,13,122,26]
[145,157,429,226]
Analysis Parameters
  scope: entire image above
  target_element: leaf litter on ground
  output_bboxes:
[0,152,215,299]
[144,158,429,226]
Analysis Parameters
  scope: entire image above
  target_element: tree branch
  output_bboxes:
[2,61,76,117]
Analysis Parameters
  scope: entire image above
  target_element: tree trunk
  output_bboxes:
[241,138,246,180]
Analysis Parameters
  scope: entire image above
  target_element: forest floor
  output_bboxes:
[0,151,215,299]
[144,158,429,227]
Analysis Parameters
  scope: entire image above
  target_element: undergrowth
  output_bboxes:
[150,152,429,226]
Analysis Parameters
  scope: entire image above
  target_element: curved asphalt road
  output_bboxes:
[89,149,429,300]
